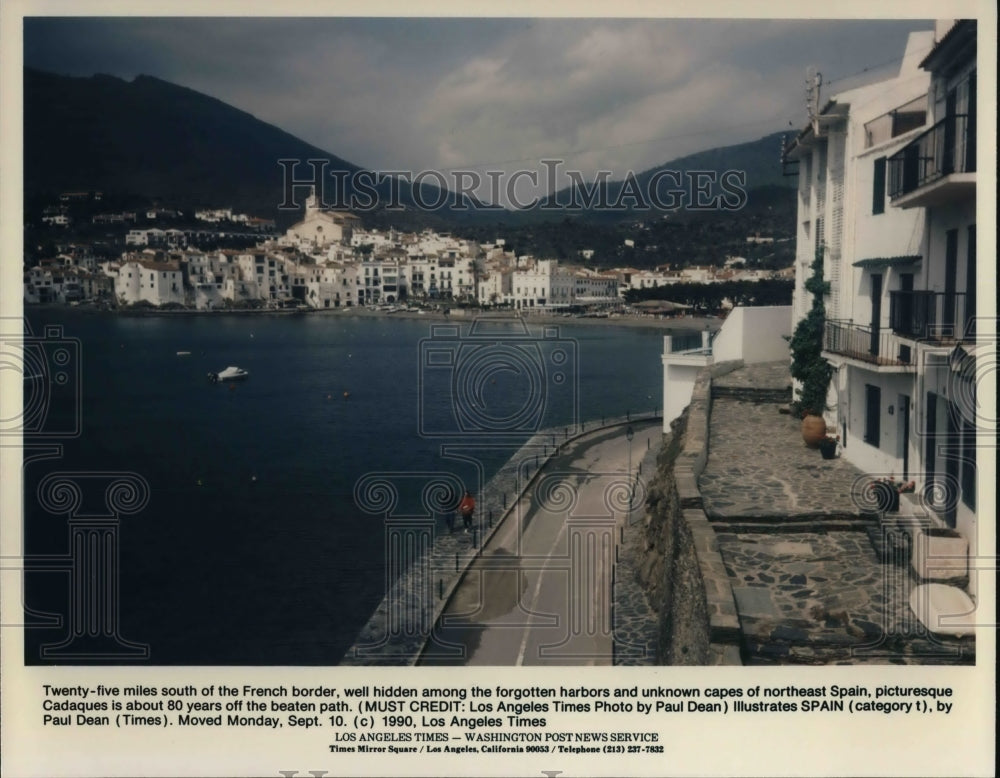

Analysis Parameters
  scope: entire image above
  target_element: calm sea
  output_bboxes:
[21,309,670,664]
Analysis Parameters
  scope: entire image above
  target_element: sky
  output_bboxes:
[22,16,935,185]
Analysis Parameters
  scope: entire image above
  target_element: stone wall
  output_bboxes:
[636,361,744,665]
[637,410,710,664]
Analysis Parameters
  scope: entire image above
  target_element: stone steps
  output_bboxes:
[710,385,792,404]
[708,511,877,529]
[712,519,876,533]
[744,640,976,665]
[740,621,977,665]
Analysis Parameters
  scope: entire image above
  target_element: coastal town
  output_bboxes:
[17,20,982,668]
[5,10,992,778]
[24,187,790,312]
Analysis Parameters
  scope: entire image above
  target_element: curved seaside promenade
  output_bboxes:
[340,413,662,666]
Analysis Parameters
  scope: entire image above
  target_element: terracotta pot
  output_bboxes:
[801,414,826,448]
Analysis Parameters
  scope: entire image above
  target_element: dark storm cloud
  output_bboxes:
[23,16,932,176]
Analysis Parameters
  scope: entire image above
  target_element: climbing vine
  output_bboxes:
[789,244,832,415]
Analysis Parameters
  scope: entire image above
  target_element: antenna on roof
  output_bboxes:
[806,67,823,132]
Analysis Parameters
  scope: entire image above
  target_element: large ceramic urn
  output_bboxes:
[801,414,826,448]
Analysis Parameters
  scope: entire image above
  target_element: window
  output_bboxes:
[872,157,887,214]
[944,229,958,327]
[961,406,976,510]
[966,224,976,335]
[864,384,881,446]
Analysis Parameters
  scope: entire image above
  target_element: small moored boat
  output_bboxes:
[208,366,249,382]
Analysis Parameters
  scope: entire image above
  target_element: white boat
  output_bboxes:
[208,366,249,382]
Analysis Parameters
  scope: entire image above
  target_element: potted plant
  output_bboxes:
[789,244,833,447]
[800,413,827,447]
[818,434,839,459]
[868,476,915,513]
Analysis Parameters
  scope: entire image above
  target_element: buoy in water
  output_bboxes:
[343,391,350,399]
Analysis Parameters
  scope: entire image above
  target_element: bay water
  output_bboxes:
[21,309,671,664]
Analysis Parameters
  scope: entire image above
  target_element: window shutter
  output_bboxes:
[872,157,887,214]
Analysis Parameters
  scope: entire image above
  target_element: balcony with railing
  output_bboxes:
[889,290,973,342]
[666,330,712,355]
[887,114,975,208]
[823,319,916,370]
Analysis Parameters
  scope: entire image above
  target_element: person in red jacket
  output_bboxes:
[458,490,476,533]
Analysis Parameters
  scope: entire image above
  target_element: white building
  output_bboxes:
[883,21,979,588]
[626,269,678,292]
[125,230,149,247]
[284,188,358,248]
[359,257,405,304]
[511,259,559,309]
[477,266,513,306]
[233,251,295,304]
[786,30,933,469]
[24,266,74,303]
[660,306,792,427]
[185,251,234,310]
[115,259,184,306]
[573,270,619,305]
[303,262,359,308]
[479,259,620,310]
[787,23,981,593]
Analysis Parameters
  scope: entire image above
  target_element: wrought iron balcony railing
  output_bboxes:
[888,114,975,199]
[889,290,972,341]
[823,319,915,368]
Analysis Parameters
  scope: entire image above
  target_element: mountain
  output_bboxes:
[637,130,795,191]
[23,68,478,230]
[24,67,794,231]
[501,131,795,226]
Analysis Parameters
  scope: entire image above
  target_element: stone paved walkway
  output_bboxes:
[700,363,868,522]
[718,529,973,664]
[712,361,791,392]
[700,362,975,665]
